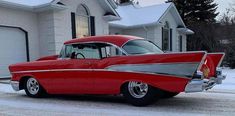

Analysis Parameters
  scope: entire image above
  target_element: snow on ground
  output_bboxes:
[213,69,235,91]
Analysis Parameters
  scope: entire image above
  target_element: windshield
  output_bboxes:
[122,40,163,55]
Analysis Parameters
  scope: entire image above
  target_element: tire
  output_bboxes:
[24,77,46,98]
[161,91,180,99]
[122,81,163,106]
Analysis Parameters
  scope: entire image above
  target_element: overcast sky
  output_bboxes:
[137,0,234,19]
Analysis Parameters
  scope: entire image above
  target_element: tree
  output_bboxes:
[166,0,219,54]
[166,0,219,25]
[218,9,235,68]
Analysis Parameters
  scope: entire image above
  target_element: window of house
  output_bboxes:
[162,22,171,51]
[76,4,90,38]
[179,35,183,52]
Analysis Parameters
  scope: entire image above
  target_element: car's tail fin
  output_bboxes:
[200,53,225,78]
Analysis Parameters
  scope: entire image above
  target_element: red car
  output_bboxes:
[9,35,226,106]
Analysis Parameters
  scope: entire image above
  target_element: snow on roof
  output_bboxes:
[110,3,172,28]
[0,0,53,7]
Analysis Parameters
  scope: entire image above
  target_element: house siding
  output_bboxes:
[47,0,110,54]
[38,11,56,56]
[160,11,179,52]
[0,7,40,61]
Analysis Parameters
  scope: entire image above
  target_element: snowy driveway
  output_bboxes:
[0,69,235,116]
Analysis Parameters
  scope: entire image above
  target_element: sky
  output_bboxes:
[137,0,234,19]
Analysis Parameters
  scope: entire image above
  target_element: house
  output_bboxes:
[109,2,194,52]
[0,0,120,77]
[0,0,192,78]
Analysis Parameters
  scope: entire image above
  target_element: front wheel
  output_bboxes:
[122,81,162,106]
[24,77,46,98]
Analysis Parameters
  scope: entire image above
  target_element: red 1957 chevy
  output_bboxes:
[9,35,226,106]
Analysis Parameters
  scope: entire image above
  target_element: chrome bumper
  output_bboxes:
[10,81,20,91]
[185,69,226,93]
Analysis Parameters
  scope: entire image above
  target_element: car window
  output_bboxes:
[59,43,125,59]
[122,40,163,55]
[100,45,123,58]
[72,44,100,59]
[59,44,100,59]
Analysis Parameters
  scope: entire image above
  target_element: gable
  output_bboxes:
[0,0,120,17]
[110,3,186,29]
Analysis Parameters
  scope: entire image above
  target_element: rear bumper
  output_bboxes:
[185,70,226,93]
[10,81,20,91]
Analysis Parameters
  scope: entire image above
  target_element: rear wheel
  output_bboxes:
[24,77,46,98]
[122,81,162,106]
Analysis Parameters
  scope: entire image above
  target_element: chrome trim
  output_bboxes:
[12,69,96,74]
[197,52,207,71]
[185,79,204,93]
[216,75,226,84]
[185,69,226,93]
[107,69,192,79]
[10,81,20,91]
[193,71,204,79]
[11,68,191,79]
[215,68,226,84]
[106,62,200,78]
[218,53,225,67]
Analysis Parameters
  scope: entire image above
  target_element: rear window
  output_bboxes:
[122,40,163,55]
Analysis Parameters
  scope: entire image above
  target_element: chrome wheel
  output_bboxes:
[128,81,148,98]
[26,78,39,95]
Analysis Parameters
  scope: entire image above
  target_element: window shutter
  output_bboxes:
[170,28,173,51]
[179,36,183,52]
[71,12,76,39]
[161,27,164,50]
[90,16,96,36]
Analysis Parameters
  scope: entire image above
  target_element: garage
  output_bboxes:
[0,26,28,78]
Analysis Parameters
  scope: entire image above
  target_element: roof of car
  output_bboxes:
[64,35,144,47]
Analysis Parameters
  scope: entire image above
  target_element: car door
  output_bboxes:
[47,43,100,94]
[90,44,126,94]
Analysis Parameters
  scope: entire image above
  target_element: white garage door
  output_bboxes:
[0,27,27,78]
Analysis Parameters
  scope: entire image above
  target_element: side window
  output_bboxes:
[59,45,73,58]
[60,43,124,59]
[65,45,73,58]
[100,45,123,58]
[76,45,100,59]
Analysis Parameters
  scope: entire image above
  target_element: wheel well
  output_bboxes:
[19,76,31,90]
[120,82,129,94]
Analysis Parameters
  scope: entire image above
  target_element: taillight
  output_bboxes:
[202,65,210,78]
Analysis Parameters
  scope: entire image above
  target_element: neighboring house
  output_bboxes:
[109,2,194,52]
[0,0,120,77]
